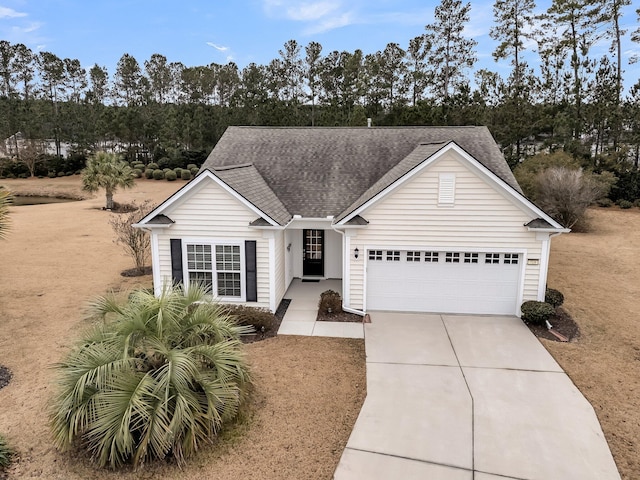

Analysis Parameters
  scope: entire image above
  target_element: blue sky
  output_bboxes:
[0,0,638,93]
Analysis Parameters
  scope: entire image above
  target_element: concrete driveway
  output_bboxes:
[334,313,620,480]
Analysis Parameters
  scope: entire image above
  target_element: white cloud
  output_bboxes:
[0,6,27,19]
[285,1,341,21]
[206,42,229,52]
[303,11,354,34]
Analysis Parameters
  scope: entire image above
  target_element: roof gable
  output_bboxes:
[201,126,521,219]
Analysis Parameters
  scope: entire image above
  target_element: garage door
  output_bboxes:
[366,250,521,315]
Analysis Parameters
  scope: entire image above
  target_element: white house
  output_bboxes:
[135,126,568,317]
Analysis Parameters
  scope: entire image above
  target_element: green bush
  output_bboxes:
[597,198,613,207]
[318,290,343,315]
[187,163,197,170]
[190,167,199,176]
[133,163,145,170]
[222,304,276,333]
[545,288,564,308]
[174,167,183,177]
[521,301,555,325]
[48,172,56,178]
[0,433,12,470]
[57,171,65,177]
[147,162,159,170]
[152,169,165,180]
[50,284,252,469]
[634,199,640,208]
[144,168,154,179]
[165,170,177,181]
[181,169,192,180]
[162,168,171,173]
[618,199,633,209]
[132,168,142,178]
[65,171,74,176]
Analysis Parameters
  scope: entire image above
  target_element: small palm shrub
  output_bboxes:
[545,288,564,308]
[521,301,555,325]
[152,169,165,180]
[181,169,192,180]
[319,290,342,315]
[50,284,252,469]
[0,434,12,470]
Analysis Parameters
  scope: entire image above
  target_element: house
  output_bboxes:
[134,126,568,317]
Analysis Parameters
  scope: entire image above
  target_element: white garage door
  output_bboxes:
[366,250,521,315]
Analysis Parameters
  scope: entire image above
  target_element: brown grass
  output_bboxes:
[0,177,366,479]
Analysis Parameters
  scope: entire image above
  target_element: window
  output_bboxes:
[424,251,439,263]
[386,250,400,261]
[504,253,519,264]
[485,253,500,264]
[438,173,455,205]
[445,252,460,263]
[369,250,383,261]
[187,244,242,298]
[406,251,421,262]
[464,253,479,264]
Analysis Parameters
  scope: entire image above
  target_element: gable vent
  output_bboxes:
[438,173,456,205]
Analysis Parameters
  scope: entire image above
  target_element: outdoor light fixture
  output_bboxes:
[354,247,359,259]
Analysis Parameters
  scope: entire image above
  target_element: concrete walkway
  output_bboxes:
[277,279,364,339]
[334,313,620,480]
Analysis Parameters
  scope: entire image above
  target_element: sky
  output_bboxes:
[0,0,639,93]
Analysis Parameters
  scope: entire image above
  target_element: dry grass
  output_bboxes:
[547,207,640,479]
[0,177,366,479]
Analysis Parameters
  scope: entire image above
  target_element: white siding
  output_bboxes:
[347,151,543,313]
[154,178,271,309]
[273,229,286,307]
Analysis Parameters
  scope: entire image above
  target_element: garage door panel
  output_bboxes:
[366,250,521,315]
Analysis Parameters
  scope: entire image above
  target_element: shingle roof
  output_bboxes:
[210,163,291,225]
[202,126,521,220]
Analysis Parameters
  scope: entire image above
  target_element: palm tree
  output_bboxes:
[82,152,135,209]
[0,188,12,240]
[50,284,252,469]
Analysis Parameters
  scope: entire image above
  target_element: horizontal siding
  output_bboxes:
[155,179,271,309]
[274,230,285,307]
[349,152,544,311]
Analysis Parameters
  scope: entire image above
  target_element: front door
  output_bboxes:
[303,229,324,276]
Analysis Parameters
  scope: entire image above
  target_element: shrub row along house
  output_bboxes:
[135,126,567,316]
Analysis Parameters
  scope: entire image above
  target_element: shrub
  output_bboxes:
[634,199,640,208]
[165,170,177,181]
[222,304,275,333]
[618,199,633,209]
[162,168,171,173]
[50,284,252,469]
[152,169,165,180]
[144,168,154,179]
[318,290,343,315]
[0,433,11,470]
[190,167,199,176]
[597,198,613,207]
[57,171,65,177]
[187,163,197,170]
[181,169,192,180]
[48,172,56,178]
[109,200,154,274]
[521,301,555,325]
[147,162,159,170]
[132,168,142,178]
[133,163,145,170]
[65,171,73,176]
[545,288,564,308]
[174,167,183,176]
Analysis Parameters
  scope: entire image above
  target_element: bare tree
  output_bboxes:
[109,201,154,274]
[536,167,609,228]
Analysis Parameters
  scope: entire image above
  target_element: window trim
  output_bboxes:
[182,239,246,302]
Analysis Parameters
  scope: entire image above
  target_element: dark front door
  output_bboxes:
[303,229,324,276]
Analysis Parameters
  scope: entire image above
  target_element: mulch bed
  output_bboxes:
[0,365,12,390]
[240,299,290,344]
[523,307,580,342]
[316,310,363,323]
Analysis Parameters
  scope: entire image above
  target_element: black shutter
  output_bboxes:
[245,240,257,302]
[170,239,184,285]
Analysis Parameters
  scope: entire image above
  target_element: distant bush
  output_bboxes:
[545,288,564,308]
[181,169,191,180]
[222,304,275,334]
[174,167,182,176]
[521,301,555,325]
[147,162,159,170]
[152,169,165,180]
[57,171,65,177]
[190,167,199,176]
[48,172,56,178]
[618,199,633,209]
[132,168,142,178]
[165,170,177,181]
[133,163,145,170]
[186,163,197,170]
[597,198,613,208]
[144,168,154,179]
[318,290,343,315]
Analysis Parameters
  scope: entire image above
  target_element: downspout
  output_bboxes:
[332,225,365,317]
[537,231,564,301]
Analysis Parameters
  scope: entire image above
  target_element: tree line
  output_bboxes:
[0,0,639,171]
